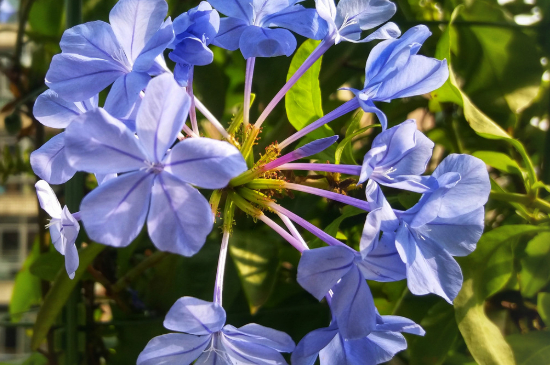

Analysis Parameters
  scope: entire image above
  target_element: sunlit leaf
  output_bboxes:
[9,239,41,322]
[537,292,550,326]
[473,151,522,175]
[455,225,550,365]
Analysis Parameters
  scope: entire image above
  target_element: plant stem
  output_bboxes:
[283,182,371,211]
[257,214,305,252]
[187,67,200,135]
[214,198,235,305]
[490,191,550,213]
[277,163,362,175]
[194,97,232,141]
[278,98,360,149]
[243,57,256,127]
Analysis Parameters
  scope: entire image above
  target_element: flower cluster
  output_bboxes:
[31,0,490,364]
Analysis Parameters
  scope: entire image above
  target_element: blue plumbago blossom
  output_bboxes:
[0,0,16,23]
[30,90,98,185]
[64,74,247,256]
[45,0,174,120]
[359,119,434,192]
[394,154,490,302]
[169,1,220,87]
[35,181,80,279]
[297,242,405,340]
[292,313,424,365]
[347,25,449,130]
[315,0,400,44]
[210,0,328,59]
[137,296,295,364]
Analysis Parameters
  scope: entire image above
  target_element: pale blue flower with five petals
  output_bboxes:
[211,0,328,59]
[45,0,174,121]
[137,296,295,364]
[64,74,247,256]
[35,180,80,279]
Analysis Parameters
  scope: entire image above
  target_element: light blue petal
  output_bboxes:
[331,267,377,339]
[147,173,213,256]
[221,332,290,365]
[431,154,491,218]
[335,0,396,40]
[163,138,247,189]
[239,25,296,59]
[375,315,425,335]
[224,323,295,352]
[30,133,76,185]
[292,326,338,365]
[356,98,387,130]
[318,334,348,365]
[374,56,449,101]
[59,21,127,64]
[174,2,219,43]
[46,54,126,102]
[103,71,150,122]
[213,17,249,51]
[137,333,211,365]
[95,173,117,186]
[415,207,484,257]
[348,331,406,364]
[262,5,328,40]
[164,297,226,335]
[209,0,253,22]
[297,246,356,300]
[169,36,214,66]
[395,223,463,303]
[136,74,190,163]
[80,171,154,247]
[64,242,79,280]
[361,22,401,43]
[358,231,406,282]
[364,25,431,83]
[147,54,171,76]
[133,18,175,72]
[174,62,192,87]
[65,108,148,174]
[33,90,83,129]
[364,181,398,232]
[194,334,224,365]
[35,180,62,218]
[109,0,168,63]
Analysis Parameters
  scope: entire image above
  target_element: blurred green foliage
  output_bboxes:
[2,0,550,364]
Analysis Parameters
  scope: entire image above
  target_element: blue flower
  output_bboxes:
[35,181,80,279]
[137,296,295,364]
[298,243,405,340]
[169,1,220,87]
[210,0,328,59]
[31,90,98,185]
[64,74,247,256]
[292,313,424,365]
[315,0,400,44]
[358,119,434,192]
[347,25,449,130]
[45,0,174,120]
[395,154,490,302]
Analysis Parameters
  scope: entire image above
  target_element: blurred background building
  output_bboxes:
[0,0,37,361]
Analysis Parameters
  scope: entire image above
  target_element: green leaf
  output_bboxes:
[432,6,537,187]
[455,225,550,365]
[286,39,336,160]
[31,243,105,350]
[30,250,64,281]
[507,331,550,365]
[409,302,459,365]
[520,233,550,298]
[229,231,279,314]
[9,239,42,322]
[335,123,378,165]
[22,352,48,365]
[473,151,522,175]
[537,292,550,326]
